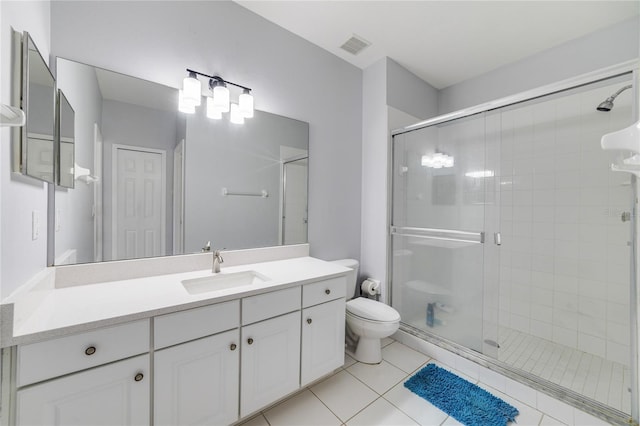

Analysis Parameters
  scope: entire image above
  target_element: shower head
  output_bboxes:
[596,84,632,112]
[596,98,615,112]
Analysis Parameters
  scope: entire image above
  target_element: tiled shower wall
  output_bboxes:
[498,79,634,366]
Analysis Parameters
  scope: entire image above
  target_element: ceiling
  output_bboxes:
[235,1,639,89]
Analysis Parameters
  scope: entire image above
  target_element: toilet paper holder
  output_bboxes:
[361,278,381,300]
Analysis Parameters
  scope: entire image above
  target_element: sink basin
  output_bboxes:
[181,271,270,295]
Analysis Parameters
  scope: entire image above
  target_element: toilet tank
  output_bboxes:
[331,259,359,299]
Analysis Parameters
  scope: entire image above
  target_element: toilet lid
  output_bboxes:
[346,297,400,322]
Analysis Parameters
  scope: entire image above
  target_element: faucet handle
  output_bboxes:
[214,249,224,263]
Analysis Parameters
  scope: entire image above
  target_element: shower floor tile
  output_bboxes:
[498,327,630,413]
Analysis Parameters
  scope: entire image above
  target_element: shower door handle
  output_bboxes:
[494,232,501,246]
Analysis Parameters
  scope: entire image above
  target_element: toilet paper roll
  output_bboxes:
[361,278,381,296]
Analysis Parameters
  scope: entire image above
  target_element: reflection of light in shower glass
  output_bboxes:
[465,170,495,178]
[421,153,454,168]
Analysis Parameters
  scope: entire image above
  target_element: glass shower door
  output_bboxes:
[391,112,494,353]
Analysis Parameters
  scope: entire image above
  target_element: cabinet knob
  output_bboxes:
[230,343,237,351]
[247,338,254,345]
[84,346,97,356]
[134,373,144,382]
[325,289,331,295]
[307,318,312,324]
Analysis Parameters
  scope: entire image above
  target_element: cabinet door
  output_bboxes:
[240,311,301,417]
[301,298,345,386]
[16,355,149,426]
[154,329,240,426]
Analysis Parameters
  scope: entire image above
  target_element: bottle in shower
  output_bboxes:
[426,303,435,327]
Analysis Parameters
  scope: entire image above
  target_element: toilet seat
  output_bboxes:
[346,297,400,322]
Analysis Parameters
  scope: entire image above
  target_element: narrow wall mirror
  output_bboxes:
[57,90,75,188]
[12,31,57,183]
[54,58,309,266]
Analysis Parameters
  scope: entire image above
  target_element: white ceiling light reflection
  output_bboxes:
[465,170,495,178]
[421,153,454,168]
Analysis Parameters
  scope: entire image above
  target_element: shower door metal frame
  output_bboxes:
[388,59,640,425]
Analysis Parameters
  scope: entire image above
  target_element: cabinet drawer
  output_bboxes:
[155,300,240,349]
[242,287,301,325]
[302,276,346,308]
[17,319,150,387]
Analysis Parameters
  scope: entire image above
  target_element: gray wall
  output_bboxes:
[0,1,50,299]
[438,17,640,114]
[184,108,308,252]
[360,58,387,292]
[50,0,363,262]
[386,58,439,120]
[101,99,177,259]
[54,58,103,264]
[360,58,438,301]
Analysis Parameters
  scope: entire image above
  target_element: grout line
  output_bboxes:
[306,386,346,424]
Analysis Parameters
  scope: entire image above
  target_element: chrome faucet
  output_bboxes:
[212,250,224,273]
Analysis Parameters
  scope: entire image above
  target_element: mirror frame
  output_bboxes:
[12,31,57,184]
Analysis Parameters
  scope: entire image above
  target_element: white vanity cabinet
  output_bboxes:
[14,320,151,426]
[301,276,346,386]
[16,355,150,426]
[154,329,240,425]
[5,265,350,426]
[153,301,241,426]
[240,287,302,417]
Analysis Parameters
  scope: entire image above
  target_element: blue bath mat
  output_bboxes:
[404,363,519,426]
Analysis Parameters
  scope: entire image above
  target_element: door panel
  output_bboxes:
[240,311,300,417]
[154,329,239,426]
[113,146,165,260]
[16,355,149,426]
[301,299,345,386]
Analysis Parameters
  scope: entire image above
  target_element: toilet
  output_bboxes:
[332,259,401,364]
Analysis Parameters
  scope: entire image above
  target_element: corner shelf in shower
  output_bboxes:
[602,120,640,176]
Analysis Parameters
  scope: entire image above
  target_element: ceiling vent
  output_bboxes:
[340,34,371,56]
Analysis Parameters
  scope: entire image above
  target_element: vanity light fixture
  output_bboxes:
[206,97,222,119]
[179,68,254,124]
[178,90,195,114]
[182,72,201,107]
[239,89,254,118]
[210,79,230,113]
[229,103,244,124]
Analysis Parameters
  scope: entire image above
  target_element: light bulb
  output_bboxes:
[178,90,195,114]
[212,82,230,113]
[230,103,244,124]
[239,89,254,118]
[206,97,222,119]
[182,73,201,106]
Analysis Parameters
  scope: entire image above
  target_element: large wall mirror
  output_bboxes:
[54,58,309,266]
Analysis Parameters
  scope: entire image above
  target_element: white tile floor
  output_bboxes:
[499,327,631,413]
[237,338,610,426]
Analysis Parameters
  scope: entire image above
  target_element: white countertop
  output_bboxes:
[1,256,350,347]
